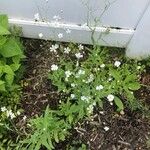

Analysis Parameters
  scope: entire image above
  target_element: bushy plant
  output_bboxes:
[0,14,24,149]
[0,14,25,92]
[21,106,71,150]
[48,45,144,112]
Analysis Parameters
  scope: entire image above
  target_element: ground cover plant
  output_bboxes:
[17,39,150,150]
[0,14,25,148]
[1,15,150,150]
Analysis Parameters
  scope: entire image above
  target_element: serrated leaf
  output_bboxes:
[114,97,124,111]
[0,38,22,57]
[54,131,59,143]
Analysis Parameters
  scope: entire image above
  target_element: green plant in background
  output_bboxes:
[0,14,24,149]
[21,106,71,150]
[0,14,25,92]
[48,44,144,113]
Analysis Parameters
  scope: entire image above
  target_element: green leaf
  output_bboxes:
[0,38,22,57]
[54,131,59,143]
[128,82,140,90]
[114,97,124,111]
[10,63,21,71]
[3,65,14,74]
[5,73,14,85]
[0,80,5,91]
[0,25,10,35]
[0,36,7,47]
[0,15,10,35]
[0,15,9,29]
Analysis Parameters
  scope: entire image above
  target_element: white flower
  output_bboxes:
[75,69,85,78]
[85,74,94,83]
[71,94,75,99]
[104,126,109,131]
[81,96,91,102]
[51,64,58,71]
[10,113,16,119]
[108,78,112,82]
[23,115,27,121]
[137,66,141,70]
[38,33,43,38]
[78,44,84,50]
[1,107,7,112]
[87,104,94,114]
[78,69,85,75]
[50,44,59,52]
[64,47,71,54]
[65,70,72,78]
[100,64,105,68]
[75,53,83,59]
[58,33,63,39]
[114,61,121,67]
[45,0,48,2]
[53,15,61,21]
[100,111,104,115]
[107,94,114,102]
[66,29,71,34]
[34,13,40,21]
[96,85,104,90]
[6,110,16,119]
[71,83,76,87]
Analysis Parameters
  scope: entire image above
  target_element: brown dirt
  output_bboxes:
[17,38,150,150]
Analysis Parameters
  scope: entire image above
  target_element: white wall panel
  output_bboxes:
[0,0,149,29]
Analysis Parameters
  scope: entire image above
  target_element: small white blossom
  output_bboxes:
[66,29,71,34]
[71,83,76,87]
[51,64,58,71]
[78,44,84,50]
[6,110,16,119]
[100,64,105,68]
[75,53,83,59]
[38,33,43,38]
[65,70,72,78]
[137,66,141,70]
[108,78,112,81]
[107,94,114,102]
[75,69,85,78]
[78,69,85,75]
[104,126,109,131]
[85,74,94,83]
[34,13,40,21]
[50,44,59,52]
[96,85,104,90]
[114,61,121,67]
[64,47,71,54]
[53,15,61,21]
[81,96,91,102]
[100,111,104,115]
[1,107,7,112]
[23,115,27,121]
[87,104,94,114]
[71,94,75,99]
[58,33,63,39]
